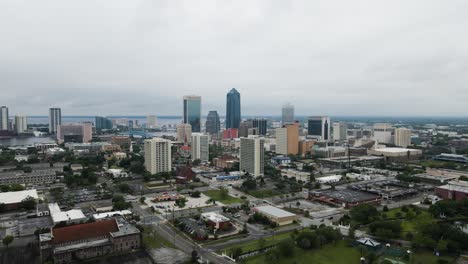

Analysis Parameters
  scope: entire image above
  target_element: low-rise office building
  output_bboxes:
[0,168,60,186]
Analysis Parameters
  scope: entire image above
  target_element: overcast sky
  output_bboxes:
[1,1,468,116]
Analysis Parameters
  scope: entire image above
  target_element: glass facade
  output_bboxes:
[307,119,322,136]
[95,116,113,132]
[183,96,201,132]
[205,110,220,134]
[226,88,241,129]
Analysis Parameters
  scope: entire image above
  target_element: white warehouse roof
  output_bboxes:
[93,210,132,220]
[255,205,296,218]
[0,189,38,205]
[48,203,86,224]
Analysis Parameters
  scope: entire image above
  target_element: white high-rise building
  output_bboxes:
[49,108,62,134]
[191,133,209,162]
[282,103,294,125]
[144,138,172,175]
[177,123,192,145]
[394,128,412,147]
[0,106,8,130]
[373,123,393,144]
[240,136,264,177]
[147,115,158,129]
[332,122,347,141]
[14,115,27,133]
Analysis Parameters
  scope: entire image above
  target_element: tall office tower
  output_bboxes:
[191,133,209,162]
[332,122,347,141]
[144,138,172,174]
[95,116,113,132]
[176,123,192,145]
[0,106,9,130]
[146,115,158,129]
[373,123,393,144]
[14,115,27,133]
[252,118,267,136]
[56,123,92,144]
[240,136,264,177]
[307,116,331,141]
[282,103,294,125]
[49,108,62,134]
[205,111,220,134]
[183,95,202,132]
[226,88,241,129]
[394,128,412,147]
[276,122,299,155]
[239,121,252,137]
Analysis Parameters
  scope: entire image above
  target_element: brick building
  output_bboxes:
[435,181,468,201]
[40,217,140,264]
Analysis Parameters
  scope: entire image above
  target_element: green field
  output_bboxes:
[245,240,361,264]
[221,231,295,254]
[203,190,242,204]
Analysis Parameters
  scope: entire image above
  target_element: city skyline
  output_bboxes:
[1,1,468,116]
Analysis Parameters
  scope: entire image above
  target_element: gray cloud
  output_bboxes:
[1,0,468,116]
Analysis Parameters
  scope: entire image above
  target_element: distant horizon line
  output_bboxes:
[21,115,468,119]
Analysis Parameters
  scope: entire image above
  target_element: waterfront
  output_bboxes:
[0,136,55,147]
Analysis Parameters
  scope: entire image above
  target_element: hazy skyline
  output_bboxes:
[1,1,468,116]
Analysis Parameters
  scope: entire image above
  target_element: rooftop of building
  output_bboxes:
[372,147,421,153]
[319,189,380,203]
[437,180,468,193]
[0,189,38,204]
[201,212,230,223]
[255,205,297,218]
[52,219,119,244]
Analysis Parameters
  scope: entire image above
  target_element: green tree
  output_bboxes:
[2,235,13,247]
[21,196,36,210]
[349,204,378,224]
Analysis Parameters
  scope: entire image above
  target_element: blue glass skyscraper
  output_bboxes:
[226,88,241,129]
[183,95,202,132]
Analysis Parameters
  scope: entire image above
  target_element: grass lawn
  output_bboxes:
[382,208,436,237]
[245,240,362,264]
[146,182,170,188]
[203,190,242,204]
[221,231,295,254]
[142,226,175,249]
[411,251,456,264]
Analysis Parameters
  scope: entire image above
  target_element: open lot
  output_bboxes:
[144,193,214,213]
[203,190,242,204]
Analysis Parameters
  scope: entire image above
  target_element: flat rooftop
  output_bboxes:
[320,189,380,203]
[255,205,296,218]
[0,189,38,204]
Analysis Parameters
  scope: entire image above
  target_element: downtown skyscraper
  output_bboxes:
[183,95,201,132]
[205,110,220,134]
[282,103,294,125]
[49,107,62,134]
[226,88,241,129]
[0,106,8,130]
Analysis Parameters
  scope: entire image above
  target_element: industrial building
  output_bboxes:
[435,181,468,201]
[311,189,381,208]
[0,189,38,210]
[253,205,299,226]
